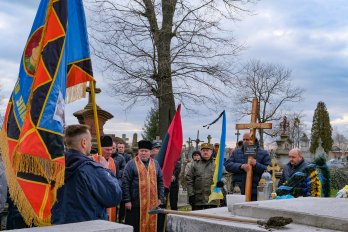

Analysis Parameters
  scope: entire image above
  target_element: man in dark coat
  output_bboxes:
[224,133,271,201]
[278,148,308,186]
[122,140,164,232]
[112,142,126,180]
[186,143,218,210]
[51,125,122,224]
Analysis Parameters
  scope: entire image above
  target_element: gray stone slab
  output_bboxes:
[8,220,133,232]
[226,194,245,212]
[231,198,348,231]
[166,207,339,232]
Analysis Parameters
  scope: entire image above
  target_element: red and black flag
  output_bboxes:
[156,105,183,188]
[0,0,93,226]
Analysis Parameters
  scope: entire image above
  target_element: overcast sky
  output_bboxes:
[1,0,348,148]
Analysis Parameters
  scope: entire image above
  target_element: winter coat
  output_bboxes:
[122,158,164,207]
[186,157,217,206]
[51,149,122,224]
[112,153,126,179]
[224,146,271,198]
[278,159,308,186]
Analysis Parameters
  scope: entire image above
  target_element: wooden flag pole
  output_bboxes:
[148,207,293,228]
[90,80,102,157]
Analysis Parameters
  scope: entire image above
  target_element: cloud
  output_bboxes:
[2,0,348,147]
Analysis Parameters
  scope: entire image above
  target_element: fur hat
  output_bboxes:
[100,135,113,147]
[138,140,152,150]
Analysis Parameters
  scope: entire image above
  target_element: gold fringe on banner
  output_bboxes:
[0,129,64,226]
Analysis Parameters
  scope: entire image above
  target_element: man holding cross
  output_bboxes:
[225,133,271,201]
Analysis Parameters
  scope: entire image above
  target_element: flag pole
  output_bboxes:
[90,80,102,157]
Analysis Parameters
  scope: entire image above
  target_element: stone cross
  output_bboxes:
[153,136,162,143]
[267,158,281,198]
[207,135,212,144]
[194,130,204,150]
[235,97,272,202]
[122,134,129,145]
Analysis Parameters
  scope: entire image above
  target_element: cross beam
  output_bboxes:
[235,97,272,202]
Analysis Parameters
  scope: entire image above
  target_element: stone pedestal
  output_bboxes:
[73,86,113,146]
[275,134,292,168]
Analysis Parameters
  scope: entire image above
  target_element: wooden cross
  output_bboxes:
[207,135,212,144]
[194,130,204,150]
[267,158,280,199]
[235,97,272,202]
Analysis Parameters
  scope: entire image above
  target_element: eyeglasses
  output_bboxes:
[243,139,250,141]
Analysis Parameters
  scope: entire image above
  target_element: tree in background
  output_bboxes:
[88,0,251,138]
[142,106,159,142]
[231,59,304,147]
[332,127,348,151]
[310,101,333,154]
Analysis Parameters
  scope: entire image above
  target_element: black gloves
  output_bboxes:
[189,196,195,206]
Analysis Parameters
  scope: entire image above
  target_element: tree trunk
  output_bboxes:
[156,0,176,139]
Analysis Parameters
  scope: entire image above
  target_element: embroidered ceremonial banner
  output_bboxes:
[92,154,117,222]
[0,0,93,226]
[156,104,183,188]
[135,156,157,232]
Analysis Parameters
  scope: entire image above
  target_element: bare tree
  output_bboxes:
[332,127,348,150]
[87,0,252,138]
[231,59,304,147]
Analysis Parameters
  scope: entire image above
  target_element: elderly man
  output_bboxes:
[224,133,271,201]
[122,140,164,232]
[278,148,308,186]
[186,143,217,210]
[52,125,122,224]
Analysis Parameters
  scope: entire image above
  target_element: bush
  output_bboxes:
[330,168,348,190]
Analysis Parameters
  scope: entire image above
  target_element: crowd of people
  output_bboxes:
[0,125,314,231]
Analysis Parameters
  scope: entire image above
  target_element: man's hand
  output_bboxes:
[158,199,161,206]
[241,164,249,172]
[171,176,175,182]
[98,156,108,169]
[125,202,132,210]
[249,158,257,167]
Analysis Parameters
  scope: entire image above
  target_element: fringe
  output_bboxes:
[13,153,65,186]
[0,129,64,226]
[66,82,86,104]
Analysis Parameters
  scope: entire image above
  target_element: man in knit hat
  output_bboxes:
[122,140,164,232]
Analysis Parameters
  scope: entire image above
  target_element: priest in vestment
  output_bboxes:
[122,140,164,232]
[92,135,118,222]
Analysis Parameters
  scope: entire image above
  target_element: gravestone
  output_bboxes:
[274,117,292,168]
[300,133,314,162]
[166,198,347,231]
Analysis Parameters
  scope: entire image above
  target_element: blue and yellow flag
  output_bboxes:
[208,111,226,203]
[0,0,93,226]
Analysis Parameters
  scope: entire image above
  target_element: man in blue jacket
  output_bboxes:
[224,133,271,201]
[51,124,122,224]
